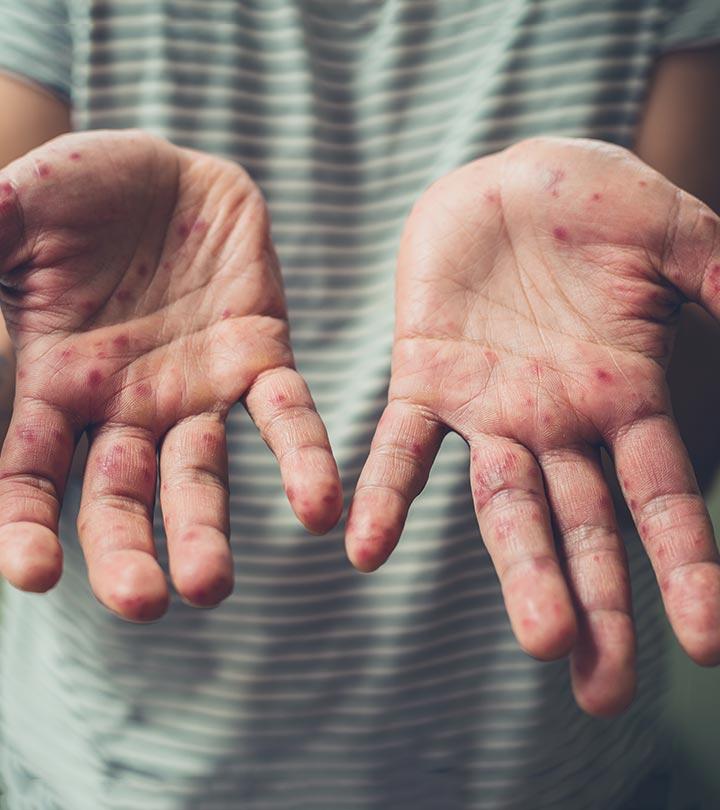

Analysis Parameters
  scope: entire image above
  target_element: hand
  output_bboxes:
[0,130,342,620]
[345,137,720,715]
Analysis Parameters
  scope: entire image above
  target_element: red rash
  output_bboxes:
[270,392,287,405]
[552,226,569,241]
[112,334,130,349]
[591,192,602,202]
[37,164,51,178]
[87,369,104,387]
[177,223,191,239]
[135,382,151,399]
[200,432,221,453]
[595,368,613,383]
[221,309,232,320]
[69,152,82,161]
[19,427,35,444]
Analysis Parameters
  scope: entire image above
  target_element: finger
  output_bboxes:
[160,414,233,608]
[78,425,168,622]
[469,435,577,660]
[608,413,720,665]
[345,400,446,572]
[539,445,635,716]
[0,398,76,591]
[245,367,343,535]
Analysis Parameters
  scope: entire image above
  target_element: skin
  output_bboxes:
[0,75,71,440]
[0,129,343,620]
[344,136,720,717]
[0,52,718,718]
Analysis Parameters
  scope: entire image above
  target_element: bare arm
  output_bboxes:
[0,74,71,439]
[635,46,720,489]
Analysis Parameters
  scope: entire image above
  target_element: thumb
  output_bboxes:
[660,189,720,315]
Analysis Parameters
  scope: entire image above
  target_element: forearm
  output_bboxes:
[0,74,71,442]
[634,47,720,489]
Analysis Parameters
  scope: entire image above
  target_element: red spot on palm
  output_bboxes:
[112,334,130,350]
[177,223,191,239]
[87,369,104,387]
[135,382,151,399]
[37,164,51,178]
[116,290,131,303]
[638,180,647,188]
[69,152,82,161]
[552,226,569,241]
[270,392,287,405]
[483,349,498,365]
[137,264,149,278]
[221,309,232,320]
[591,192,602,202]
[80,299,95,313]
[595,368,613,384]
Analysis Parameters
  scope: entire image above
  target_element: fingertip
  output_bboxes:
[570,612,637,717]
[345,541,384,573]
[288,479,344,535]
[664,563,720,667]
[516,607,578,662]
[344,512,399,573]
[573,677,637,718]
[170,527,235,608]
[0,523,63,592]
[92,549,169,623]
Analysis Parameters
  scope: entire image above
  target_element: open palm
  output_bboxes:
[346,137,720,715]
[0,130,342,620]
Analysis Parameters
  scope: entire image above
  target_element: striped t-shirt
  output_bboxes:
[1,2,719,809]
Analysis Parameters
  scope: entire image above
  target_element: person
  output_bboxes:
[0,1,718,808]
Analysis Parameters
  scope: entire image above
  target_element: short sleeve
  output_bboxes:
[658,0,720,52]
[0,0,72,101]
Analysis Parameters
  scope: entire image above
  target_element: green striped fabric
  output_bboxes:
[0,2,718,809]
